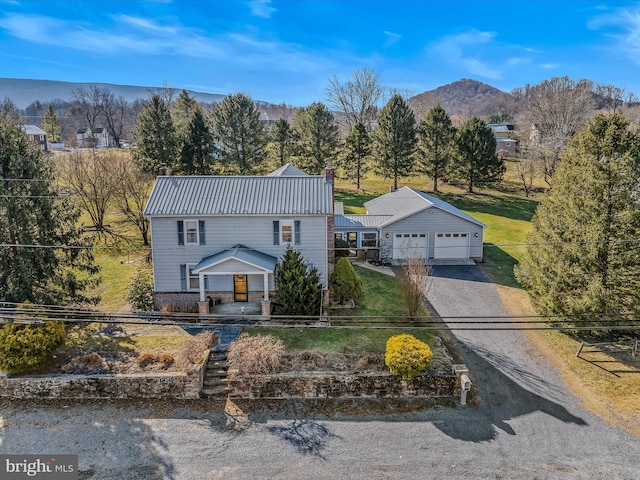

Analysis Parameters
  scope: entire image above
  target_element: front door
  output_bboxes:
[234,274,248,302]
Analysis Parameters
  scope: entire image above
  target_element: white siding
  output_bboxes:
[379,208,483,261]
[150,215,329,292]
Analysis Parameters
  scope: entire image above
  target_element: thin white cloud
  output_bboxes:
[589,6,640,65]
[541,63,559,69]
[0,12,334,75]
[429,30,502,79]
[249,0,276,18]
[383,30,402,47]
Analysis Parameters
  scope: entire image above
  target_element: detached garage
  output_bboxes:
[334,187,485,265]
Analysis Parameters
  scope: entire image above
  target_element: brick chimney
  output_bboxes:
[159,163,169,176]
[325,161,334,203]
[325,161,335,278]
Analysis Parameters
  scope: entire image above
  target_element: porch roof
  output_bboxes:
[192,244,278,274]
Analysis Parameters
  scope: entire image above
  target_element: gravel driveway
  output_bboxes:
[1,265,639,479]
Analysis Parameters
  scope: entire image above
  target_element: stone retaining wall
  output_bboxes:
[0,352,209,400]
[227,371,457,399]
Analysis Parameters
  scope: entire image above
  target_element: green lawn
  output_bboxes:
[250,265,436,355]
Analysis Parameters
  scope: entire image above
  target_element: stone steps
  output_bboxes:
[201,346,230,398]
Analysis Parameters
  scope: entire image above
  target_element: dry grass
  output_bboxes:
[174,331,215,369]
[227,334,284,375]
[494,283,640,436]
[291,350,326,371]
[136,352,175,369]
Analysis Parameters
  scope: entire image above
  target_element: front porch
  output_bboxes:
[210,301,262,315]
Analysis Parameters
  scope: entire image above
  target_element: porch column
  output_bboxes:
[198,273,206,302]
[263,272,270,301]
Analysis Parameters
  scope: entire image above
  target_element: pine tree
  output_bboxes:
[372,94,417,190]
[330,257,362,304]
[292,102,339,174]
[42,105,61,143]
[173,89,199,131]
[516,113,640,328]
[133,94,178,174]
[177,107,211,175]
[0,119,100,305]
[273,248,323,316]
[453,117,504,193]
[270,118,294,167]
[339,121,371,189]
[417,104,455,192]
[208,93,266,174]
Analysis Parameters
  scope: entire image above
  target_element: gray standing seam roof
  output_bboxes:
[364,187,486,228]
[193,244,277,273]
[334,214,392,229]
[144,175,333,216]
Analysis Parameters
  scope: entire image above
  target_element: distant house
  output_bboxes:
[143,163,335,314]
[489,123,517,156]
[334,187,485,264]
[22,125,48,152]
[76,127,115,148]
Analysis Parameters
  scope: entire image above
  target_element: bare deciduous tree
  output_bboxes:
[326,67,384,131]
[116,159,154,246]
[60,150,126,236]
[100,90,128,147]
[71,86,104,140]
[513,154,538,198]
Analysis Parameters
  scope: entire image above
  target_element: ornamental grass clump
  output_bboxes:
[384,334,433,380]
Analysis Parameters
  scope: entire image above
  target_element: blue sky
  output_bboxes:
[1,0,640,106]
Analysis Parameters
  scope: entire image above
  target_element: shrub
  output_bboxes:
[0,303,66,374]
[384,334,433,380]
[227,334,284,375]
[137,352,175,369]
[174,331,215,368]
[126,264,155,311]
[330,257,362,304]
[291,350,326,371]
[273,248,323,316]
[62,352,108,374]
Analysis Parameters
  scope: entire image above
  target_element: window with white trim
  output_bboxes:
[180,263,200,291]
[273,220,301,245]
[177,220,206,245]
[362,232,377,247]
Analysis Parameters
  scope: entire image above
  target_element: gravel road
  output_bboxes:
[1,265,639,479]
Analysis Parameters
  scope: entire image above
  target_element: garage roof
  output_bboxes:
[364,187,486,228]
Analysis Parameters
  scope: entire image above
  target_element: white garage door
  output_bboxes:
[392,233,427,260]
[434,232,469,259]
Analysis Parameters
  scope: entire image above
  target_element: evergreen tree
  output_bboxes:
[292,102,339,174]
[372,94,417,190]
[453,117,504,193]
[339,121,371,189]
[0,119,100,304]
[273,248,323,316]
[42,105,61,143]
[133,94,178,174]
[208,93,266,174]
[417,105,455,192]
[173,89,199,131]
[270,118,294,167]
[177,107,211,175]
[516,113,640,328]
[330,257,362,304]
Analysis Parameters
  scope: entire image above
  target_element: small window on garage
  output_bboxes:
[437,233,443,238]
[411,234,417,237]
[453,234,459,237]
[404,234,410,238]
[396,234,402,238]
[461,233,467,237]
[445,233,451,237]
[419,234,426,237]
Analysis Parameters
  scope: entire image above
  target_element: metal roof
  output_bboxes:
[22,125,46,135]
[334,214,392,229]
[193,245,277,273]
[144,175,333,216]
[364,187,485,228]
[267,163,309,177]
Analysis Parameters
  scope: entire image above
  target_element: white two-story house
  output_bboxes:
[143,164,335,314]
